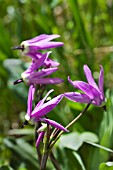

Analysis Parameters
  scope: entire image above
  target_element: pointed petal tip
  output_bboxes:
[83,64,89,70]
[64,129,69,132]
[83,64,87,67]
[47,51,52,54]
[68,76,70,81]
[49,89,54,93]
[83,64,91,72]
[99,65,103,70]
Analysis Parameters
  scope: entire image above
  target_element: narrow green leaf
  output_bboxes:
[73,151,86,170]
[86,141,113,153]
[0,165,14,170]
[4,138,39,170]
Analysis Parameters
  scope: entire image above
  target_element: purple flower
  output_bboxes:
[25,85,68,132]
[21,52,63,85]
[64,65,106,107]
[13,34,64,54]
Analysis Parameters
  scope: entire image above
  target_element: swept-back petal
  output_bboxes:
[68,76,77,88]
[83,65,99,90]
[28,41,64,51]
[36,131,45,148]
[64,92,91,103]
[98,65,104,100]
[21,52,51,79]
[39,118,68,132]
[34,89,54,112]
[25,85,35,121]
[29,68,58,79]
[24,34,61,44]
[74,81,101,105]
[27,52,59,67]
[29,78,64,85]
[31,94,64,119]
[28,52,50,71]
[32,52,50,70]
[45,58,59,67]
[25,52,41,60]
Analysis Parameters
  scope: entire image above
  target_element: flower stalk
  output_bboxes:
[40,124,51,170]
[49,102,91,150]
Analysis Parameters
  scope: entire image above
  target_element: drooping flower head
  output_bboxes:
[12,34,64,55]
[25,85,68,132]
[13,52,63,85]
[64,65,106,107]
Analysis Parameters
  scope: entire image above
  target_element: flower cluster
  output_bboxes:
[13,34,64,86]
[13,34,67,147]
[13,34,106,150]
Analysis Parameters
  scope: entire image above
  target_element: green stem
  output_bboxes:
[40,124,51,170]
[49,102,91,150]
[34,84,46,166]
[49,152,61,170]
[35,122,42,165]
[40,152,49,170]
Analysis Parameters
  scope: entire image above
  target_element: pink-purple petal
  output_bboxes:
[31,94,64,119]
[21,52,50,78]
[83,65,99,90]
[45,58,60,67]
[64,92,91,103]
[39,118,68,132]
[26,34,61,44]
[72,81,100,99]
[29,42,64,50]
[29,68,58,79]
[29,78,64,85]
[98,65,104,100]
[36,131,45,148]
[30,52,49,71]
[68,76,78,88]
[27,52,59,67]
[26,85,34,120]
[34,89,54,112]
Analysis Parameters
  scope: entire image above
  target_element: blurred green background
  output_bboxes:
[1,0,113,170]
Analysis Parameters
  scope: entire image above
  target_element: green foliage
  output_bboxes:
[58,131,98,151]
[99,162,113,170]
[0,166,14,170]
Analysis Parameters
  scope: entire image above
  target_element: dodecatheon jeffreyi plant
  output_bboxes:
[12,34,64,55]
[64,65,106,108]
[13,52,63,85]
[25,85,68,133]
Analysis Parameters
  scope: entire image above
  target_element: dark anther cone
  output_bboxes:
[103,105,107,111]
[21,120,28,128]
[13,79,23,85]
[11,45,24,51]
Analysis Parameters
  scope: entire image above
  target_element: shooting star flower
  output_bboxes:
[25,85,68,132]
[12,34,64,55]
[64,65,106,107]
